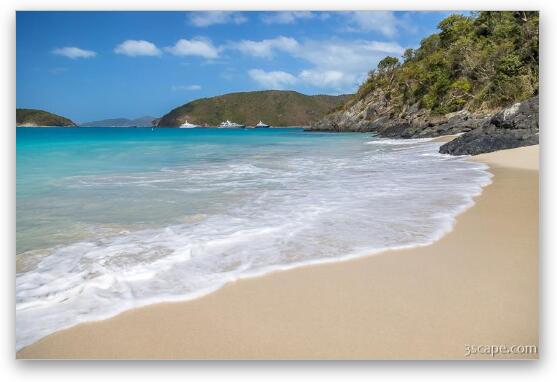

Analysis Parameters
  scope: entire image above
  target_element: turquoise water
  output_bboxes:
[16,127,491,350]
[17,127,364,253]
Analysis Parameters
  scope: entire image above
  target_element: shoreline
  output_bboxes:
[17,144,539,359]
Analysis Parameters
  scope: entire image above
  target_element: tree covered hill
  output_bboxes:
[16,109,76,127]
[310,11,539,155]
[157,90,351,127]
[348,11,538,115]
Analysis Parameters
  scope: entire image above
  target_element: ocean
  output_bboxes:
[16,127,492,350]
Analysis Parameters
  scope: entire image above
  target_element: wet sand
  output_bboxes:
[18,145,539,360]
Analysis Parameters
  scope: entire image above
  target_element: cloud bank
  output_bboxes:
[344,11,400,37]
[114,40,161,56]
[189,11,247,27]
[229,36,299,58]
[261,11,319,25]
[52,47,96,59]
[238,37,404,90]
[165,38,220,59]
[248,69,298,89]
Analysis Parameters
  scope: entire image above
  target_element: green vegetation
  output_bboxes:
[157,90,351,127]
[16,108,76,127]
[349,11,538,115]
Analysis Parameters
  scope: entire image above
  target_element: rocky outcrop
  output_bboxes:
[308,93,539,156]
[439,96,539,155]
[308,91,491,138]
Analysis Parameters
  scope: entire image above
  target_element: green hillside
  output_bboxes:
[157,90,351,127]
[345,11,538,115]
[16,109,76,127]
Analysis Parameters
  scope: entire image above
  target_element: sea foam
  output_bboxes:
[16,133,492,350]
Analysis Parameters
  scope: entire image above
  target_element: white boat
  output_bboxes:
[218,120,245,128]
[179,120,198,128]
[255,120,270,128]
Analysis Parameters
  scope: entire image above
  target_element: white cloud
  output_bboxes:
[52,47,96,59]
[114,40,161,57]
[260,11,316,24]
[345,11,399,37]
[236,36,405,91]
[171,84,202,91]
[249,68,357,91]
[230,36,298,58]
[165,38,220,59]
[296,39,404,72]
[299,69,356,89]
[231,37,403,71]
[363,41,407,55]
[189,11,247,27]
[295,39,404,89]
[248,69,297,89]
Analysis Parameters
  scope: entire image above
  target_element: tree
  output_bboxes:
[438,14,473,46]
[377,56,400,73]
[403,48,415,62]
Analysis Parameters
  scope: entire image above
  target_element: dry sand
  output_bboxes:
[471,145,539,171]
[17,145,539,360]
[431,134,463,142]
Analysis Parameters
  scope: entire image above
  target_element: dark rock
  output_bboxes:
[439,97,539,155]
[490,96,539,130]
[309,93,539,156]
[439,129,538,155]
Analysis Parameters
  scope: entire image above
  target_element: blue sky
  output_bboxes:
[16,11,452,122]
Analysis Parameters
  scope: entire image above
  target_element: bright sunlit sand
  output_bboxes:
[18,146,539,360]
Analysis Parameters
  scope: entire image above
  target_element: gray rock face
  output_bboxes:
[308,93,539,156]
[307,91,491,139]
[439,96,539,155]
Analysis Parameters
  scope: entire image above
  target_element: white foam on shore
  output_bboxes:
[16,139,492,350]
[365,137,434,145]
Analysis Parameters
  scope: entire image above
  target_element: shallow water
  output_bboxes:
[16,127,491,350]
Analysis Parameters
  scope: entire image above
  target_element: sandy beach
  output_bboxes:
[17,144,539,360]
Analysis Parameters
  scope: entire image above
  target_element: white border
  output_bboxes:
[2,0,555,380]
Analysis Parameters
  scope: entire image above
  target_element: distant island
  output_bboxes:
[18,91,349,129]
[16,108,76,127]
[79,116,157,127]
[156,90,351,127]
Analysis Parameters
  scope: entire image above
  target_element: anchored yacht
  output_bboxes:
[179,120,198,128]
[255,121,270,128]
[218,120,245,128]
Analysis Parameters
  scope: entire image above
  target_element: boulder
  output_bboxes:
[439,96,539,155]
